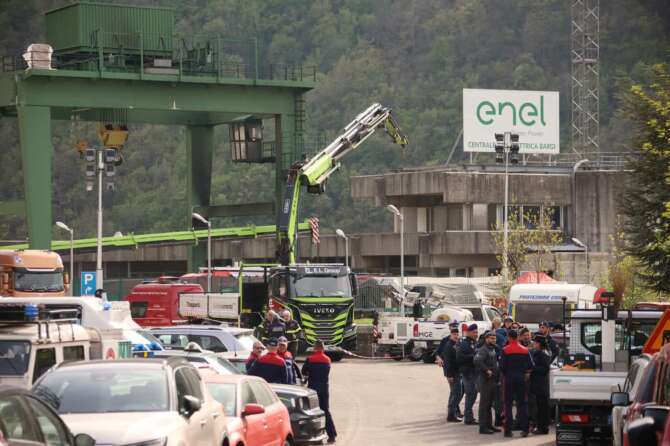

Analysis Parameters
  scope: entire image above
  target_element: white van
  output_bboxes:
[508,283,598,331]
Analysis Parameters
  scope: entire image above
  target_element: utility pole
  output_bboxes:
[495,132,520,283]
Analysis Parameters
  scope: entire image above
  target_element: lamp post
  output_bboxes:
[386,204,405,316]
[495,133,520,283]
[55,221,74,296]
[335,229,349,268]
[192,212,212,293]
[572,237,590,283]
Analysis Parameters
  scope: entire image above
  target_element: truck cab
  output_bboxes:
[0,250,69,297]
[269,264,356,352]
[0,303,131,388]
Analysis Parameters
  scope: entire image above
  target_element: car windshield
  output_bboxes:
[0,341,31,375]
[514,303,565,325]
[292,275,350,297]
[205,383,236,416]
[34,367,169,414]
[467,308,483,320]
[234,334,258,351]
[13,268,64,292]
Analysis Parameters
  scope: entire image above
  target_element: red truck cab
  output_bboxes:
[124,280,204,327]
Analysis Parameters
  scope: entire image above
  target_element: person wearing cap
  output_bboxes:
[436,325,463,422]
[474,331,501,434]
[530,335,551,435]
[247,337,288,384]
[501,329,534,437]
[456,323,479,425]
[277,336,298,384]
[281,309,302,358]
[246,341,265,372]
[302,341,337,443]
[539,321,559,361]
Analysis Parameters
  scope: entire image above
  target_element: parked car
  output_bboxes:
[0,385,95,446]
[149,325,259,361]
[271,384,328,445]
[201,373,293,446]
[32,358,227,446]
[151,343,241,375]
[611,354,654,446]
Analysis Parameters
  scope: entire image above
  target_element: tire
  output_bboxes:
[409,347,424,361]
[328,351,344,362]
[422,351,436,363]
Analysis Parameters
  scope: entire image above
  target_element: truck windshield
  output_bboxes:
[13,268,64,292]
[292,275,351,297]
[514,303,565,325]
[0,341,31,375]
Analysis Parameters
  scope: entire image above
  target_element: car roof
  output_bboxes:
[149,325,253,335]
[200,373,262,385]
[0,385,32,398]
[54,357,189,370]
[269,384,315,397]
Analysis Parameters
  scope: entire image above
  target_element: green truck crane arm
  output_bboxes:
[276,103,408,265]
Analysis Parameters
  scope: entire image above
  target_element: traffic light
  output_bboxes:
[510,133,520,164]
[494,133,505,163]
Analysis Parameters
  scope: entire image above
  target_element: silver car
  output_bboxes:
[611,354,653,446]
[149,325,259,362]
[33,358,228,446]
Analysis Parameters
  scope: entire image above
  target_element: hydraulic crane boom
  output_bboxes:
[276,103,408,265]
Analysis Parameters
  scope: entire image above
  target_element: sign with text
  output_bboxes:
[80,271,97,296]
[463,88,560,154]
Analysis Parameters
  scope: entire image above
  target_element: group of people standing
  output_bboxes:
[436,316,559,437]
[246,308,337,444]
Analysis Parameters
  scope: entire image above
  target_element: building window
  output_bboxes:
[497,205,563,230]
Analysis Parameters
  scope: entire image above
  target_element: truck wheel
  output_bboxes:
[327,351,344,362]
[422,351,436,364]
[409,347,424,361]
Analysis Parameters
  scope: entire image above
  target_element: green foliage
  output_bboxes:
[0,0,669,243]
[620,64,670,293]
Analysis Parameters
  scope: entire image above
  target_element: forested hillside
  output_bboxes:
[0,0,669,241]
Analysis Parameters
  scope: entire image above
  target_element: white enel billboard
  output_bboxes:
[463,88,560,154]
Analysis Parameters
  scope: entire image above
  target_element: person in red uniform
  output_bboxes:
[302,340,337,444]
[248,338,288,384]
[245,341,265,373]
[500,329,534,438]
[277,336,298,384]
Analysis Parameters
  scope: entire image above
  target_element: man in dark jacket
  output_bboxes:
[245,341,264,372]
[539,321,560,362]
[501,329,534,438]
[474,331,501,434]
[437,326,463,422]
[302,340,337,443]
[530,335,551,435]
[281,309,302,358]
[457,323,479,425]
[248,338,288,384]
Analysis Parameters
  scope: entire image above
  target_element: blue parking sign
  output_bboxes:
[81,271,97,296]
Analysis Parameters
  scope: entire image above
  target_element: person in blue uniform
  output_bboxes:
[500,329,534,438]
[436,325,463,422]
[538,321,560,361]
[247,338,288,384]
[456,323,479,425]
[530,334,551,435]
[277,336,297,384]
[302,340,337,444]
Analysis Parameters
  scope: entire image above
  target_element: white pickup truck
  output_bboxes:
[550,309,661,446]
[377,304,502,362]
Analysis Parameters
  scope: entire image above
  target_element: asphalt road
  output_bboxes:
[329,358,555,446]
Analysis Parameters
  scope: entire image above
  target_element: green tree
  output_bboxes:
[620,64,670,292]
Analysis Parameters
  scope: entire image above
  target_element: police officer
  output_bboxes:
[281,309,302,358]
[539,321,560,361]
[302,340,337,444]
[501,329,533,438]
[247,338,288,384]
[530,335,551,435]
[474,331,501,434]
[436,325,463,422]
[457,323,479,425]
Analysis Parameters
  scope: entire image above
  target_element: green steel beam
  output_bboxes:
[50,109,254,126]
[18,105,52,249]
[0,200,26,217]
[187,125,214,271]
[0,221,310,251]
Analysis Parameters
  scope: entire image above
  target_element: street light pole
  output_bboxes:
[495,132,519,284]
[55,221,74,296]
[96,150,104,291]
[386,205,405,317]
[192,212,212,293]
[503,148,509,282]
[572,237,590,283]
[335,229,349,268]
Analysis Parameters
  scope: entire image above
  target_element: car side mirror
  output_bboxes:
[611,391,630,407]
[242,403,265,417]
[74,433,96,446]
[627,417,658,446]
[182,395,202,418]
